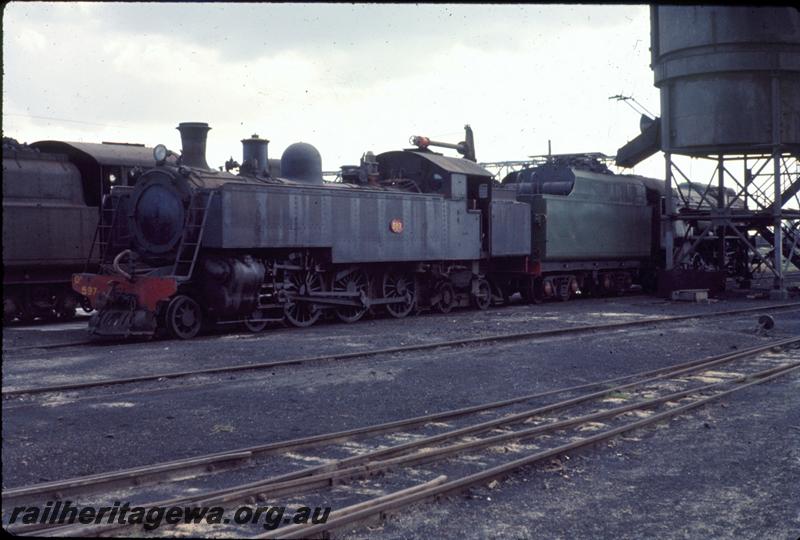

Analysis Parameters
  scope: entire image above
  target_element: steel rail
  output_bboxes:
[27,359,799,538]
[194,363,800,512]
[5,300,799,354]
[5,336,795,507]
[10,339,797,536]
[4,303,799,397]
[266,362,800,540]
[346,361,800,475]
[4,340,121,353]
[266,474,449,527]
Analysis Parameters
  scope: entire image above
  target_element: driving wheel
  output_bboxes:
[283,266,325,327]
[333,268,369,323]
[382,271,416,318]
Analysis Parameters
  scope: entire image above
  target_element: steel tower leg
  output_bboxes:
[664,152,675,270]
[770,75,787,299]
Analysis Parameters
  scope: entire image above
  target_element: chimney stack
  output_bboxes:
[176,122,211,169]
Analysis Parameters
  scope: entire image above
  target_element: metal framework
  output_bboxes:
[663,150,800,296]
[647,7,800,297]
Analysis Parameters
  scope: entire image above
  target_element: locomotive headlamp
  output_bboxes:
[153,144,169,165]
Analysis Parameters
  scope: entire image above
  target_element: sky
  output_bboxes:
[3,2,665,178]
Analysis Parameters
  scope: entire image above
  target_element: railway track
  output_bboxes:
[4,300,798,355]
[3,302,799,398]
[4,336,798,537]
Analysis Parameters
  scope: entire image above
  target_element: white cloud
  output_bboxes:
[2,3,664,178]
[13,26,47,52]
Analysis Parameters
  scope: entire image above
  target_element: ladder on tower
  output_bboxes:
[172,190,215,280]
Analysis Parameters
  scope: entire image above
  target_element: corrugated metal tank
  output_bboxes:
[651,6,800,153]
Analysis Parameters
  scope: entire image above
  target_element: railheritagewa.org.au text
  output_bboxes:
[8,500,331,531]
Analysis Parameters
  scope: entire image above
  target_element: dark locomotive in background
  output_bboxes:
[67,122,677,339]
[2,137,156,323]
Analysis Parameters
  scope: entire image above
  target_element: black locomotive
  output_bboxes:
[72,122,672,339]
[2,137,157,323]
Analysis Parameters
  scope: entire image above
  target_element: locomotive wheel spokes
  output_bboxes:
[471,278,491,310]
[283,266,325,328]
[333,268,370,323]
[383,271,416,318]
[435,282,456,314]
[166,295,203,339]
[243,309,268,333]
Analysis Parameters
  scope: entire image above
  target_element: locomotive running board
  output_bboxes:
[285,293,409,308]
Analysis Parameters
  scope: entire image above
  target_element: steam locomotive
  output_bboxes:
[73,122,668,339]
[2,137,157,323]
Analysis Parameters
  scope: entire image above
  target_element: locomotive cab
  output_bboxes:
[376,149,495,255]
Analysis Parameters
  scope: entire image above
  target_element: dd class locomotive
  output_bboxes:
[73,123,533,338]
[73,122,665,339]
[2,137,158,323]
